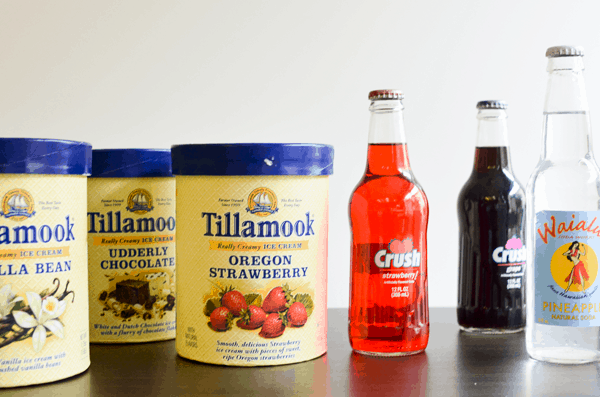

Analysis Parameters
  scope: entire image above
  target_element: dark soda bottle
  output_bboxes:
[457,100,526,334]
[349,89,429,356]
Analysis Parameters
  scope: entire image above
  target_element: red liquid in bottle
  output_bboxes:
[349,143,429,355]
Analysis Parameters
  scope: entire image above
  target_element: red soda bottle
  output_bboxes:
[349,89,429,356]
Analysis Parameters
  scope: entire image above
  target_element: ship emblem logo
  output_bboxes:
[126,189,153,214]
[247,187,278,216]
[1,189,35,221]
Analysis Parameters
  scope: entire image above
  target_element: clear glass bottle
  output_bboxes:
[457,101,526,334]
[348,89,429,356]
[526,46,600,364]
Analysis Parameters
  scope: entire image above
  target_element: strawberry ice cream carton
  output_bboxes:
[171,144,333,366]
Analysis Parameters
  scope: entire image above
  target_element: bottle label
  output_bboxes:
[492,238,526,290]
[534,211,600,327]
[370,237,423,306]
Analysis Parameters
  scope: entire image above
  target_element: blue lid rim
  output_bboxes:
[0,138,92,175]
[171,143,334,176]
[91,149,173,178]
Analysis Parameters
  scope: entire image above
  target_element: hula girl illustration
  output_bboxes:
[563,241,590,292]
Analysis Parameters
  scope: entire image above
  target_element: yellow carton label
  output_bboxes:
[87,178,176,343]
[0,175,89,388]
[176,175,328,366]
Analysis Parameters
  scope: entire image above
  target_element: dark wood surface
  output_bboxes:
[3,308,600,396]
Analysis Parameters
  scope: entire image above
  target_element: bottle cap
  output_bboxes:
[0,138,92,175]
[368,90,404,101]
[476,100,507,110]
[91,149,172,178]
[546,46,584,58]
[171,143,334,176]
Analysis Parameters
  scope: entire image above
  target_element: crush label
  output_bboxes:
[371,237,422,303]
[492,237,526,290]
[534,211,600,327]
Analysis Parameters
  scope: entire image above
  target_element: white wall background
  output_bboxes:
[1,1,600,308]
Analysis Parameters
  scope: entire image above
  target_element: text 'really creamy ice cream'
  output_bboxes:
[0,138,92,388]
[87,149,176,343]
[171,143,334,366]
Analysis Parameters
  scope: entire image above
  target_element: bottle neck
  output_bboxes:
[542,56,592,161]
[473,108,511,172]
[474,147,510,172]
[366,99,410,175]
[475,108,509,147]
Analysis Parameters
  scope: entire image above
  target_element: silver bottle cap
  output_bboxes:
[546,45,584,58]
[368,89,404,100]
[476,100,507,110]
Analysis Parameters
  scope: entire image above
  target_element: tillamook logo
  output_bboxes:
[202,212,314,238]
[88,211,175,233]
[127,189,153,214]
[1,189,35,221]
[246,187,278,216]
[0,216,75,244]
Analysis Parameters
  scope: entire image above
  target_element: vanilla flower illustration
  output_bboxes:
[12,292,66,352]
[0,283,23,319]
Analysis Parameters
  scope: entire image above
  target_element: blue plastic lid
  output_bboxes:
[0,138,92,175]
[171,143,334,176]
[91,149,172,178]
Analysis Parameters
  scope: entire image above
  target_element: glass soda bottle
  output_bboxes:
[348,89,429,356]
[457,100,526,334]
[527,45,600,364]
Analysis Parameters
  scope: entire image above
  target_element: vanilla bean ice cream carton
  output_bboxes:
[0,138,92,388]
[172,143,333,366]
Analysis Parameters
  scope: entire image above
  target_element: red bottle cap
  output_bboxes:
[368,89,404,101]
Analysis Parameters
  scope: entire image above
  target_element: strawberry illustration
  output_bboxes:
[236,305,267,330]
[220,286,248,317]
[286,302,308,327]
[210,306,233,331]
[259,313,286,338]
[262,284,292,313]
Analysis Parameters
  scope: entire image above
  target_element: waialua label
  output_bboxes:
[535,211,600,327]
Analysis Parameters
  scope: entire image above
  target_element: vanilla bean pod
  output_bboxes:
[0,278,73,350]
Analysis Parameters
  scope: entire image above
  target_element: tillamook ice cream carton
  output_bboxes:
[87,149,176,343]
[0,138,92,388]
[171,143,334,366]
